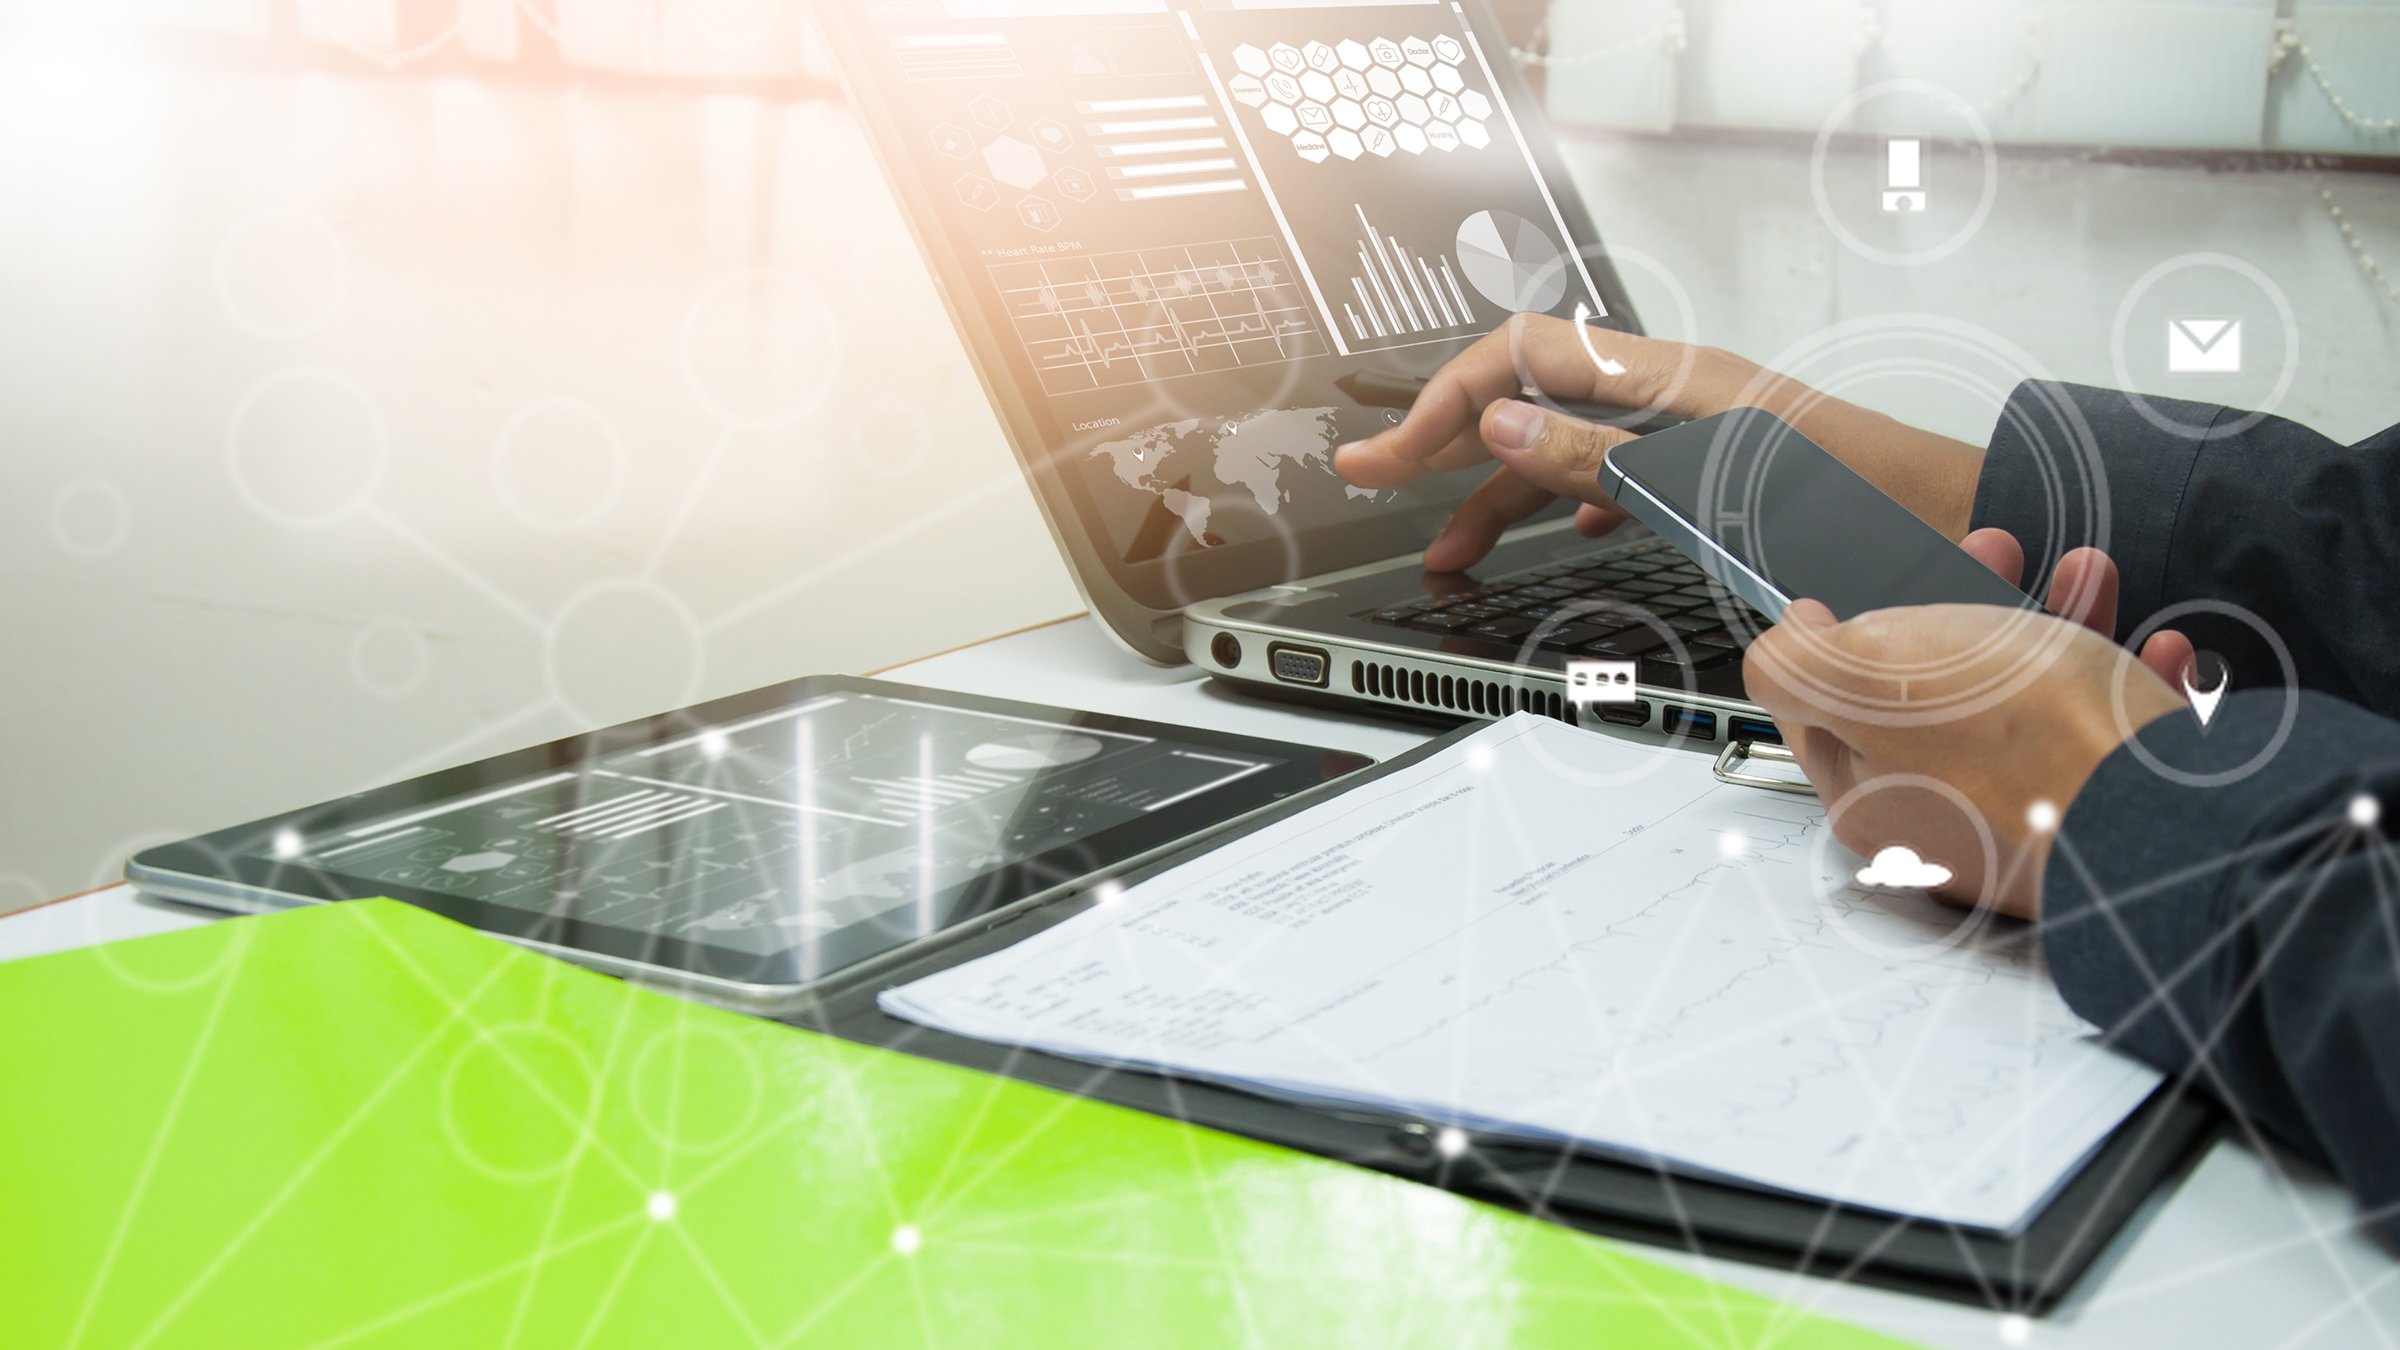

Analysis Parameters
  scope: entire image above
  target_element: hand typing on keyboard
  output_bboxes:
[1331,316,1988,574]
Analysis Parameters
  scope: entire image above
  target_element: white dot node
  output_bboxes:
[646,1191,678,1222]
[1716,833,1747,858]
[1093,880,1125,906]
[1434,1126,1469,1159]
[272,828,304,859]
[1465,744,1496,773]
[891,1223,922,1255]
[2350,794,2380,828]
[2026,800,2060,834]
[1996,1312,2031,1345]
[699,729,730,761]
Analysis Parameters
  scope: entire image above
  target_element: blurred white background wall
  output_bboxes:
[2,0,2395,908]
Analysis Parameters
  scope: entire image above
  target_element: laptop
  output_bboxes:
[817,0,1773,751]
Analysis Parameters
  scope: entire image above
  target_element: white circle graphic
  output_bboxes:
[1810,774,2001,962]
[50,479,130,558]
[438,1024,600,1184]
[2114,599,2300,789]
[351,618,431,699]
[225,367,389,528]
[493,398,628,532]
[630,1021,764,1155]
[1810,80,2000,268]
[2107,251,2301,439]
[544,579,706,731]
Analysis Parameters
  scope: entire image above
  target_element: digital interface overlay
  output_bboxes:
[252,692,1277,974]
[856,0,1609,562]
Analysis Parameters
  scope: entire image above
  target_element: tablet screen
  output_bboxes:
[135,679,1365,997]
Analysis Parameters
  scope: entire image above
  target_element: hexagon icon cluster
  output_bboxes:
[932,94,1088,233]
[1228,36,1493,163]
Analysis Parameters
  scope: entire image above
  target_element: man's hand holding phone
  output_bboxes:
[1746,536,2195,922]
[1331,314,1989,571]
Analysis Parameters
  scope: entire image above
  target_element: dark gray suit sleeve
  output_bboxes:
[1972,381,2400,717]
[2044,693,2400,1248]
[1976,385,2400,1242]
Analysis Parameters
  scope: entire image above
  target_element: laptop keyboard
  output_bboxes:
[1358,539,1752,674]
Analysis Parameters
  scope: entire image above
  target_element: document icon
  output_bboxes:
[2166,318,2242,373]
[1565,659,1638,705]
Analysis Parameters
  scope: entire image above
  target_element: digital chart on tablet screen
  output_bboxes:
[233,691,1288,972]
[842,0,1615,563]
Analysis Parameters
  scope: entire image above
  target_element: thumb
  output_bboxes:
[2141,628,2196,691]
[1480,399,1636,507]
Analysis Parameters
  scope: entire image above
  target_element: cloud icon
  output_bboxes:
[1854,845,1953,891]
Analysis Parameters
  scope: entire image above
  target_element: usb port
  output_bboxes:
[1594,700,1650,729]
[1662,707,1718,741]
[1728,715,1783,746]
[1267,644,1329,688]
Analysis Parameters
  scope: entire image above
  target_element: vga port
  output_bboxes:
[1267,644,1329,687]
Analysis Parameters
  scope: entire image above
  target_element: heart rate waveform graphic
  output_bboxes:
[991,239,1330,394]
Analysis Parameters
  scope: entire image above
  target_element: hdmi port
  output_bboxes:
[1594,700,1650,729]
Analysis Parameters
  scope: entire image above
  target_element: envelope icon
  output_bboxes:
[2167,317,2242,373]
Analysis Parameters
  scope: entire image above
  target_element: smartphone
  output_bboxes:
[1598,408,2036,621]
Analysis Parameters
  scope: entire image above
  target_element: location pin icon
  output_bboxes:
[2182,651,2229,728]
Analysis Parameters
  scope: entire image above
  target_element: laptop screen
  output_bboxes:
[826,0,1632,609]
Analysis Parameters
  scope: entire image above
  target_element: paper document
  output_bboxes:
[883,715,2161,1230]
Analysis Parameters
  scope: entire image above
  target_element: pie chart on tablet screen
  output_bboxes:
[965,733,1106,773]
[1456,209,1570,314]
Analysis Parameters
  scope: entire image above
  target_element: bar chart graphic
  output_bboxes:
[993,239,1329,394]
[1338,204,1486,348]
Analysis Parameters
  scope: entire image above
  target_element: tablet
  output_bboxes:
[128,677,1371,1010]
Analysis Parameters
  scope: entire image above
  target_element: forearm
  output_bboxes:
[1973,382,2400,713]
[2044,691,2400,1247]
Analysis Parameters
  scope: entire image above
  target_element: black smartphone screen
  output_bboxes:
[1606,409,2035,621]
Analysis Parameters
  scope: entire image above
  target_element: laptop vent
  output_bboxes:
[1348,660,1579,725]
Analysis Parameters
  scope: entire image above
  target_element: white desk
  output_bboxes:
[10,616,2395,1350]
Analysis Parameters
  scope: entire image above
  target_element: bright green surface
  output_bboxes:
[0,901,1906,1348]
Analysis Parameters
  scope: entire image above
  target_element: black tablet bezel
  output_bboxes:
[130,676,1372,991]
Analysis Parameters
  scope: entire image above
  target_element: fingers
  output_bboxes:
[1574,501,1632,538]
[1479,399,1637,503]
[1960,528,2025,588]
[1741,599,1895,750]
[2139,628,2196,691]
[1334,318,1735,489]
[1333,321,1555,489]
[2045,547,2120,638]
[1780,722,1861,809]
[1425,467,1559,572]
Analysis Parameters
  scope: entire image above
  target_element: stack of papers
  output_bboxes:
[884,715,2162,1231]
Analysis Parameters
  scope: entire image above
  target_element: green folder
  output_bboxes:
[0,900,1903,1348]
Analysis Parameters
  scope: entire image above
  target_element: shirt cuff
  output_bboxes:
[2040,689,2357,1070]
[1972,381,2219,640]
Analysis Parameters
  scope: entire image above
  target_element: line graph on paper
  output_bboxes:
[992,239,1330,395]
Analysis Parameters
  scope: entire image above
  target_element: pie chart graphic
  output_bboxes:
[965,733,1107,773]
[1455,210,1570,315]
